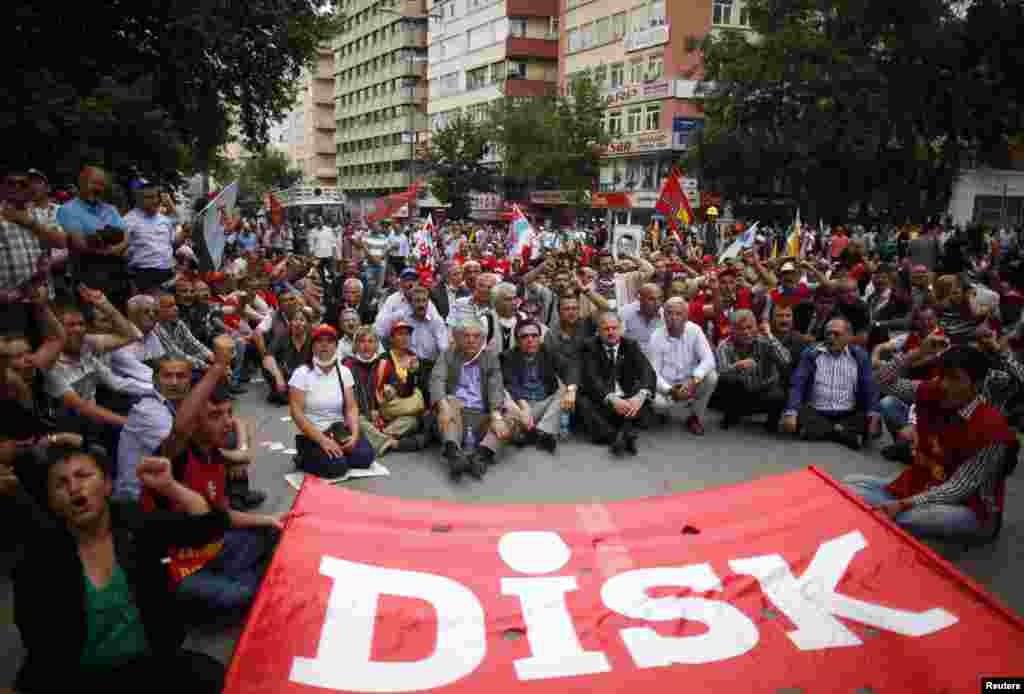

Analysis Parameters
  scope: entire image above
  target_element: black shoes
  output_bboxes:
[467,447,494,480]
[267,390,288,406]
[610,430,638,456]
[444,442,468,482]
[227,477,267,510]
[536,431,557,454]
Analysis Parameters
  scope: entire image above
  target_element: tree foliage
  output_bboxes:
[419,113,497,221]
[0,0,338,187]
[218,148,305,201]
[489,76,610,210]
[695,0,1024,223]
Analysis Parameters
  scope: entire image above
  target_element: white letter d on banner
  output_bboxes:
[290,556,487,692]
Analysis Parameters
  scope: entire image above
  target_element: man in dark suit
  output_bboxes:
[430,263,466,320]
[323,276,374,327]
[577,311,657,456]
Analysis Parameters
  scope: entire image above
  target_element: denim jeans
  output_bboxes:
[842,474,986,540]
[176,527,277,616]
[879,395,911,435]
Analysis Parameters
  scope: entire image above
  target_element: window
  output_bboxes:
[508,59,527,79]
[610,12,626,40]
[630,5,648,33]
[549,17,559,37]
[509,17,528,37]
[568,27,580,52]
[627,107,642,133]
[595,17,610,45]
[650,0,666,25]
[593,64,607,86]
[610,62,624,88]
[739,3,751,25]
[644,103,661,131]
[713,0,733,25]
[467,65,488,90]
[490,61,506,82]
[647,55,663,80]
[629,60,644,84]
[607,110,622,136]
[580,22,593,49]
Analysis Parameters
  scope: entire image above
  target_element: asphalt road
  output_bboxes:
[2,382,1021,682]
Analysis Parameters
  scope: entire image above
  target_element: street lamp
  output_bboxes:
[380,6,443,221]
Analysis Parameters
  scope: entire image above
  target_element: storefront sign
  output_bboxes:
[224,469,1024,694]
[623,23,670,53]
[601,129,676,158]
[604,80,674,108]
[673,117,703,132]
[529,191,571,206]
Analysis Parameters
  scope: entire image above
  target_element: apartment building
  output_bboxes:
[272,47,339,189]
[555,0,752,225]
[334,0,430,216]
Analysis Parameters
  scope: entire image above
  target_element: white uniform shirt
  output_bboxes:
[648,323,716,394]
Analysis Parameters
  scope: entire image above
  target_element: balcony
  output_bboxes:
[503,78,557,98]
[504,0,559,17]
[505,36,558,61]
[314,113,335,130]
[314,139,336,155]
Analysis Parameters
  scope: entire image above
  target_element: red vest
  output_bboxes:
[143,446,228,587]
[769,285,811,308]
[886,381,1014,523]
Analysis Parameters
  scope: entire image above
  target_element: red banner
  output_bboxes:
[368,180,421,223]
[225,468,1024,694]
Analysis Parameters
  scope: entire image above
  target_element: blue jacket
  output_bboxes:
[785,344,880,416]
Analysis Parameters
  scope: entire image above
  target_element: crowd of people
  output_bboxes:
[2,162,1022,689]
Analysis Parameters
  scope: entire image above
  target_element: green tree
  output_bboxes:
[489,75,609,223]
[419,113,497,221]
[694,0,1023,224]
[237,148,306,198]
[0,0,338,188]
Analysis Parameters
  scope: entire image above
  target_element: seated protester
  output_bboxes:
[586,250,654,313]
[715,308,791,432]
[693,254,776,346]
[147,343,281,617]
[487,281,525,354]
[376,267,441,331]
[543,293,596,390]
[934,273,989,345]
[45,289,143,453]
[254,290,303,403]
[108,295,166,402]
[845,339,1017,541]
[390,285,448,407]
[621,283,665,360]
[218,412,264,511]
[769,303,806,388]
[288,323,375,479]
[800,276,870,347]
[264,305,312,405]
[873,305,941,450]
[182,280,227,348]
[761,260,813,322]
[501,320,569,454]
[323,276,374,328]
[577,311,657,456]
[429,262,464,321]
[781,318,881,450]
[115,356,191,503]
[430,316,512,481]
[154,292,213,372]
[1,451,228,693]
[648,298,719,436]
[374,321,430,451]
[446,273,499,342]
[343,326,399,457]
[336,307,366,359]
[865,264,911,348]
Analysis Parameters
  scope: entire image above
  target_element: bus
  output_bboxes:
[264,185,348,254]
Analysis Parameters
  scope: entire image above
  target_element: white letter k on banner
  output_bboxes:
[729,530,958,651]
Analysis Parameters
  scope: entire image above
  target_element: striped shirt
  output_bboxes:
[716,335,792,391]
[881,348,1024,414]
[878,352,1009,515]
[809,346,859,412]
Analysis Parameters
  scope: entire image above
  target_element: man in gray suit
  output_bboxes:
[430,316,512,481]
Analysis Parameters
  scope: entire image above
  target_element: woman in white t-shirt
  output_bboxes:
[288,323,374,476]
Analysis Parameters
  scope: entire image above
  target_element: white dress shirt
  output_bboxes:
[648,323,716,395]
[109,331,165,396]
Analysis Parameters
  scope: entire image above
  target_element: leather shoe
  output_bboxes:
[229,383,248,395]
[466,452,489,480]
[624,434,638,455]
[610,432,627,457]
[686,416,705,436]
[536,431,557,454]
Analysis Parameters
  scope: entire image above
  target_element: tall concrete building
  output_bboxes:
[268,48,340,189]
[334,0,430,218]
[553,0,747,225]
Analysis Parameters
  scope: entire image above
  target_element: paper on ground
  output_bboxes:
[280,416,292,422]
[282,448,298,455]
[267,442,285,451]
[283,462,390,491]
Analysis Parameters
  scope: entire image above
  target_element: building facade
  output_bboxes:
[554,0,751,225]
[334,0,430,217]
